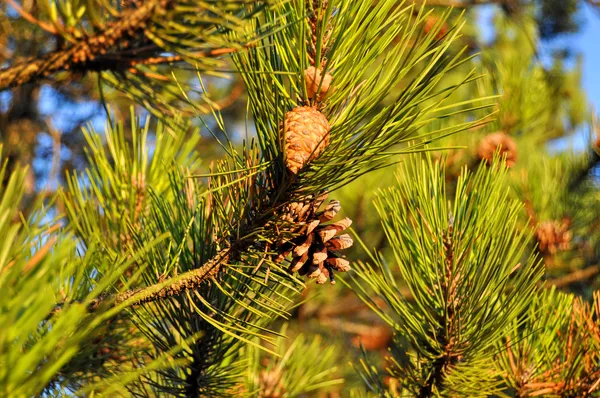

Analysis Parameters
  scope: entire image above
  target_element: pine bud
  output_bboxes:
[304,66,333,101]
[477,132,518,168]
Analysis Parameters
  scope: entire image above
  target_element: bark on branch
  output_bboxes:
[0,0,165,91]
[547,264,600,289]
[51,247,232,317]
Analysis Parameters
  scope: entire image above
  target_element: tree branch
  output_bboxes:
[0,0,166,90]
[547,264,600,289]
[417,226,460,397]
[5,0,59,35]
[51,247,231,317]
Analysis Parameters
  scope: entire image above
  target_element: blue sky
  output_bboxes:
[478,4,600,109]
[477,4,599,152]
[572,4,600,110]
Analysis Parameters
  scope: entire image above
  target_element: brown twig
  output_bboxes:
[546,264,600,289]
[5,0,59,35]
[51,247,232,316]
[126,47,239,70]
[417,225,461,398]
[2,0,250,92]
[0,0,166,90]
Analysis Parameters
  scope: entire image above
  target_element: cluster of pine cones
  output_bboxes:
[274,1,351,284]
[476,132,518,168]
[274,193,352,284]
[534,219,572,255]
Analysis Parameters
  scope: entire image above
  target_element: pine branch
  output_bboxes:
[0,0,167,90]
[51,246,232,316]
[5,0,58,35]
[351,156,543,396]
[53,176,306,316]
[418,357,448,398]
[548,264,600,289]
[417,226,460,396]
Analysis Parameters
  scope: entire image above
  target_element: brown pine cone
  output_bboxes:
[476,132,518,168]
[259,368,285,398]
[304,66,333,102]
[351,324,393,351]
[275,193,352,285]
[423,15,449,40]
[282,106,330,174]
[535,219,572,255]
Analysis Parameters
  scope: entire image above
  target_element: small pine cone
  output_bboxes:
[259,368,285,398]
[535,219,572,255]
[476,132,518,168]
[423,15,449,40]
[276,193,352,285]
[351,324,393,351]
[282,106,330,174]
[304,66,333,101]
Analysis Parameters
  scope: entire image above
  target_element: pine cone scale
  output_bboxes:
[276,194,352,285]
[282,106,330,174]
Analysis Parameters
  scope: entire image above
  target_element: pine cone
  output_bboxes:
[351,324,393,351]
[423,15,449,40]
[259,368,285,398]
[282,106,330,174]
[275,193,352,284]
[304,66,333,101]
[535,219,572,255]
[476,132,518,168]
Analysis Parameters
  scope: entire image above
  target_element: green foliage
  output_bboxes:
[497,287,600,396]
[234,1,491,193]
[123,164,304,396]
[97,0,277,122]
[244,324,344,396]
[56,111,306,395]
[350,155,543,396]
[478,13,588,141]
[40,0,494,393]
[0,150,151,396]
[61,109,201,256]
[3,0,281,121]
[3,0,600,396]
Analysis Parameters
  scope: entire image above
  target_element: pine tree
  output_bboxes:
[1,0,599,397]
